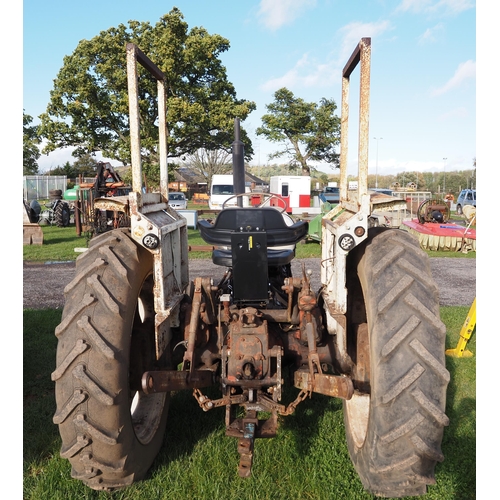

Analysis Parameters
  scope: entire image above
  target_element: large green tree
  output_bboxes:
[23,111,41,175]
[38,8,255,168]
[256,88,340,175]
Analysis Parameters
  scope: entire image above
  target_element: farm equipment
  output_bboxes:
[74,162,132,235]
[446,298,476,358]
[24,192,72,228]
[23,189,72,245]
[416,198,450,224]
[53,39,449,497]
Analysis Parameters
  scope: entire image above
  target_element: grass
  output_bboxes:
[23,212,476,262]
[23,306,475,499]
[23,226,90,262]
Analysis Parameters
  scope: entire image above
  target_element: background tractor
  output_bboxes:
[53,39,449,497]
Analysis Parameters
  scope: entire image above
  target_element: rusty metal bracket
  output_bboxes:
[237,411,258,478]
[294,370,354,400]
[141,369,215,394]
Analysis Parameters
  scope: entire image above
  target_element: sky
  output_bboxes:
[21,0,479,179]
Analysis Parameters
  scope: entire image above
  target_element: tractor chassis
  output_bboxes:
[140,271,355,477]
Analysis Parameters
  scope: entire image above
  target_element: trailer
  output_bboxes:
[269,175,311,213]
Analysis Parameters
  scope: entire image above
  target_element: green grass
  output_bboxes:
[23,221,475,262]
[23,226,90,262]
[23,307,475,499]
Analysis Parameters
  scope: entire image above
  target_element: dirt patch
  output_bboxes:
[24,257,475,310]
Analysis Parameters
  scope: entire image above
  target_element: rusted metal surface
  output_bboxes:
[141,369,214,393]
[126,43,166,199]
[294,370,354,400]
[353,323,370,393]
[321,38,372,364]
[92,196,129,212]
[126,43,189,367]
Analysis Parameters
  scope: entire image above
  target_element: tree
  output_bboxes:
[49,161,76,178]
[23,111,41,175]
[183,148,232,188]
[395,171,427,190]
[38,8,256,169]
[73,153,99,177]
[256,88,341,175]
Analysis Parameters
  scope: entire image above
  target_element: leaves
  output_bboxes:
[38,8,256,166]
[23,111,41,175]
[256,88,340,175]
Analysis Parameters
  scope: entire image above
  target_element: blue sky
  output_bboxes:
[22,0,477,177]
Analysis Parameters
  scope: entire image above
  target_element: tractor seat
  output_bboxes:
[198,207,308,267]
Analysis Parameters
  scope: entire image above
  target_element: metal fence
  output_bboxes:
[23,176,68,201]
[392,191,432,219]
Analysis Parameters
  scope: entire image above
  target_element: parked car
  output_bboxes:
[456,189,476,215]
[168,192,188,210]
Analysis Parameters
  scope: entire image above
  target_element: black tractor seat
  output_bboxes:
[198,207,308,268]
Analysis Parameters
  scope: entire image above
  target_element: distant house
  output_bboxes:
[169,167,267,197]
[168,167,206,194]
[244,171,268,192]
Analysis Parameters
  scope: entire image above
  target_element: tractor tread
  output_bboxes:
[343,228,449,497]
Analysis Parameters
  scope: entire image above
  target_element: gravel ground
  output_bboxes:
[23,256,475,310]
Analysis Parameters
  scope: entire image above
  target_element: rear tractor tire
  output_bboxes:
[343,228,450,497]
[55,201,71,227]
[52,228,170,490]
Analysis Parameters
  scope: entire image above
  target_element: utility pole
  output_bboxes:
[443,157,447,193]
[374,137,383,188]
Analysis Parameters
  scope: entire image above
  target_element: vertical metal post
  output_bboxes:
[357,38,371,201]
[443,157,447,193]
[126,44,143,197]
[340,38,371,204]
[158,79,168,199]
[339,72,349,201]
[232,117,246,207]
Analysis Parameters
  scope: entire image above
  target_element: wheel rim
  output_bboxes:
[129,273,167,445]
[345,392,370,448]
[344,320,371,449]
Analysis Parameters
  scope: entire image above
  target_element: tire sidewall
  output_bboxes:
[55,229,170,487]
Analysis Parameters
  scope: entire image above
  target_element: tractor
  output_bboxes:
[53,39,449,497]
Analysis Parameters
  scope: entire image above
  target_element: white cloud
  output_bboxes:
[260,20,393,92]
[431,60,476,96]
[417,23,444,44]
[337,21,393,62]
[397,0,475,15]
[260,53,338,92]
[36,141,120,173]
[437,106,469,120]
[257,0,317,31]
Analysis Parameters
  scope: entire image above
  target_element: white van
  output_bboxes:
[209,175,250,210]
[209,175,235,210]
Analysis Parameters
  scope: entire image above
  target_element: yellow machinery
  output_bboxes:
[446,298,476,358]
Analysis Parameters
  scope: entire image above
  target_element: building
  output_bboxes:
[169,167,267,198]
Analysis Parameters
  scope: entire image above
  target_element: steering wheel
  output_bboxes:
[221,192,288,213]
